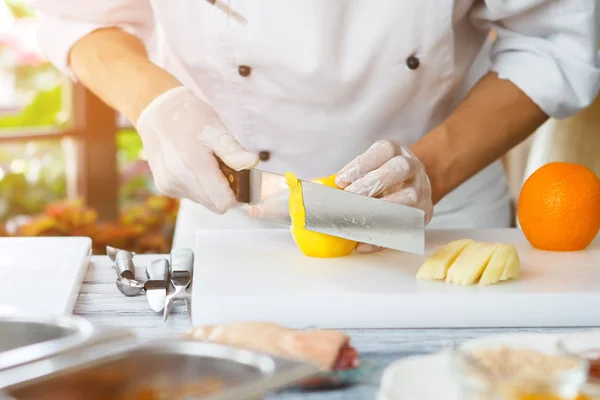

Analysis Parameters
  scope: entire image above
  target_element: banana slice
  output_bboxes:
[445,242,496,285]
[417,240,521,285]
[416,239,474,280]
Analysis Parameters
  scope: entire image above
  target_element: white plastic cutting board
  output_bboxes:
[191,229,600,329]
[0,237,92,317]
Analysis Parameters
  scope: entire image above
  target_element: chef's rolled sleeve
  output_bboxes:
[471,0,600,119]
[25,0,155,79]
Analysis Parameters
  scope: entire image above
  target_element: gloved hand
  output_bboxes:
[135,86,258,213]
[335,140,433,253]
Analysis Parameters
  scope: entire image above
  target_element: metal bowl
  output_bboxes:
[0,311,132,373]
[2,339,318,400]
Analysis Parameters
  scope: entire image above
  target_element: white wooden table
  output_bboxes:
[75,255,588,399]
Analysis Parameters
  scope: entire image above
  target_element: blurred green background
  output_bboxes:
[0,0,155,224]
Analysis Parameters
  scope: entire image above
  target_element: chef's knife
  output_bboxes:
[218,160,425,254]
[144,259,169,312]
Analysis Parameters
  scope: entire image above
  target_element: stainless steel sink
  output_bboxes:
[0,320,77,353]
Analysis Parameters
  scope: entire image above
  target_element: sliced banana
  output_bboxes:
[416,239,474,280]
[418,240,520,285]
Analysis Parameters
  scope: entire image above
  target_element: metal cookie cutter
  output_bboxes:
[163,248,194,321]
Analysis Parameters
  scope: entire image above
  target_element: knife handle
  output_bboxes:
[217,158,250,203]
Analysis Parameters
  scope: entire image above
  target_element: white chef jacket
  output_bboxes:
[27,0,600,237]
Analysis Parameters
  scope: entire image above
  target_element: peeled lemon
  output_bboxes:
[285,172,357,258]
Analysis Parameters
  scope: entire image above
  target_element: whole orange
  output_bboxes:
[517,162,600,251]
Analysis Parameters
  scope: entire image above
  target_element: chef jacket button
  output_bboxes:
[406,56,420,70]
[258,150,270,161]
[238,65,252,77]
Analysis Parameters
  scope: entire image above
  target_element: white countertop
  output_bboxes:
[75,254,592,399]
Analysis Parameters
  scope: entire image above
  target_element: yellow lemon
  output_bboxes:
[311,174,338,187]
[285,172,357,258]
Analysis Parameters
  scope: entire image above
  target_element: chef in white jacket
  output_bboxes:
[26,0,600,252]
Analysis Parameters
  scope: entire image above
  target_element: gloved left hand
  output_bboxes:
[335,140,433,253]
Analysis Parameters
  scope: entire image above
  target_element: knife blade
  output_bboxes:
[218,160,425,254]
[144,259,169,312]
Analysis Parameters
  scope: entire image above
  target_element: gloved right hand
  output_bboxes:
[135,86,258,214]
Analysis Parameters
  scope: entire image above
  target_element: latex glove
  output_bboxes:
[136,87,258,213]
[335,140,433,253]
